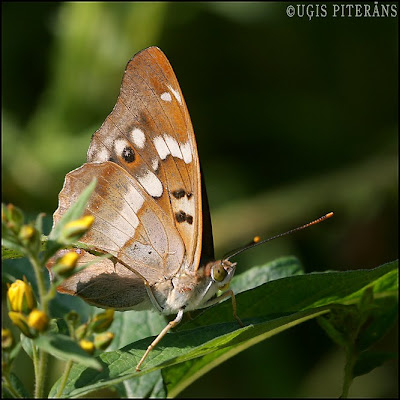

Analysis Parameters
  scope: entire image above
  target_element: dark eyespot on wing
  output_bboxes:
[175,211,186,223]
[122,146,135,163]
[172,189,186,199]
[175,210,193,224]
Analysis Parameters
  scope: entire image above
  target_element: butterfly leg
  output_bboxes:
[136,308,184,371]
[141,279,165,313]
[202,290,244,327]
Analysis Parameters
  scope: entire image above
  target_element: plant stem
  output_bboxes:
[340,345,357,398]
[2,375,23,398]
[27,252,48,313]
[32,343,39,385]
[55,360,74,398]
[34,351,48,398]
[27,250,50,398]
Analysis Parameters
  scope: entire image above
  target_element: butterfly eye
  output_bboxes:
[211,264,228,282]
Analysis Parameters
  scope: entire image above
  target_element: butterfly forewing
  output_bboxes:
[85,47,203,272]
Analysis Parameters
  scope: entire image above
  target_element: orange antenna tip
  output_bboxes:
[253,236,261,243]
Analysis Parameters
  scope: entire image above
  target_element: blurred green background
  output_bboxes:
[2,2,397,397]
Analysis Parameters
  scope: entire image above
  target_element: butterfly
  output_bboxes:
[50,46,243,371]
[50,46,333,371]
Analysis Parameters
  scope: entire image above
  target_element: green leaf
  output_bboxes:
[183,261,398,332]
[51,307,328,398]
[34,212,45,234]
[20,334,34,360]
[1,238,25,256]
[353,350,397,377]
[49,260,397,398]
[101,309,167,398]
[33,333,102,371]
[115,371,166,398]
[356,297,398,352]
[2,372,31,398]
[8,341,22,364]
[1,246,25,260]
[49,292,92,321]
[230,255,303,294]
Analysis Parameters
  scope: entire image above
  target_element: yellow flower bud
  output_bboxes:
[18,224,41,253]
[52,251,80,276]
[8,312,34,338]
[94,332,114,350]
[27,309,49,332]
[2,204,24,232]
[7,278,36,313]
[2,328,14,350]
[65,311,80,326]
[91,309,115,333]
[62,215,95,242]
[75,323,88,340]
[79,339,95,354]
[19,225,35,241]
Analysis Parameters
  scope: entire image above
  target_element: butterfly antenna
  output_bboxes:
[225,212,334,261]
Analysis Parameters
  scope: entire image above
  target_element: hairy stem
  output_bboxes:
[27,252,48,313]
[34,351,48,398]
[2,375,23,398]
[32,343,39,386]
[27,251,50,398]
[55,360,74,398]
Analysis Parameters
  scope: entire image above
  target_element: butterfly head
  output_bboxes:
[209,260,237,289]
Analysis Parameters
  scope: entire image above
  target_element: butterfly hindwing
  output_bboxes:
[54,161,186,285]
[48,248,151,310]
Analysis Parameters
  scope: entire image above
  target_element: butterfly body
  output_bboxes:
[152,260,236,314]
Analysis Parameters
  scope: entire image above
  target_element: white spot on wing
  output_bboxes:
[130,128,146,149]
[174,194,194,216]
[154,135,192,163]
[168,85,182,105]
[88,145,110,162]
[164,135,183,159]
[138,170,163,198]
[114,138,130,155]
[180,141,193,164]
[161,92,172,102]
[151,158,159,171]
[154,136,170,160]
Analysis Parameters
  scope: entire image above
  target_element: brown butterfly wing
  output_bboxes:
[54,161,186,285]
[85,46,207,271]
[47,248,151,310]
[52,47,214,308]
